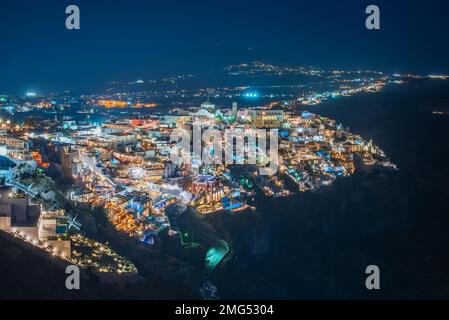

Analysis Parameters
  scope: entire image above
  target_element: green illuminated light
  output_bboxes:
[205,240,230,272]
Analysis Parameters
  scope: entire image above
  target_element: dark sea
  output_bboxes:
[206,79,449,299]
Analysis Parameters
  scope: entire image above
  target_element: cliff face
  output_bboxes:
[0,231,197,299]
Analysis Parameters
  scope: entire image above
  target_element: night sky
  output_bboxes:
[1,0,448,94]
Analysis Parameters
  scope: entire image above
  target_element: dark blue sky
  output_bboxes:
[1,0,448,94]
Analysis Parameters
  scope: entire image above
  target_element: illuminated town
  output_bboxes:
[0,65,422,275]
[0,60,447,297]
[2,0,449,305]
